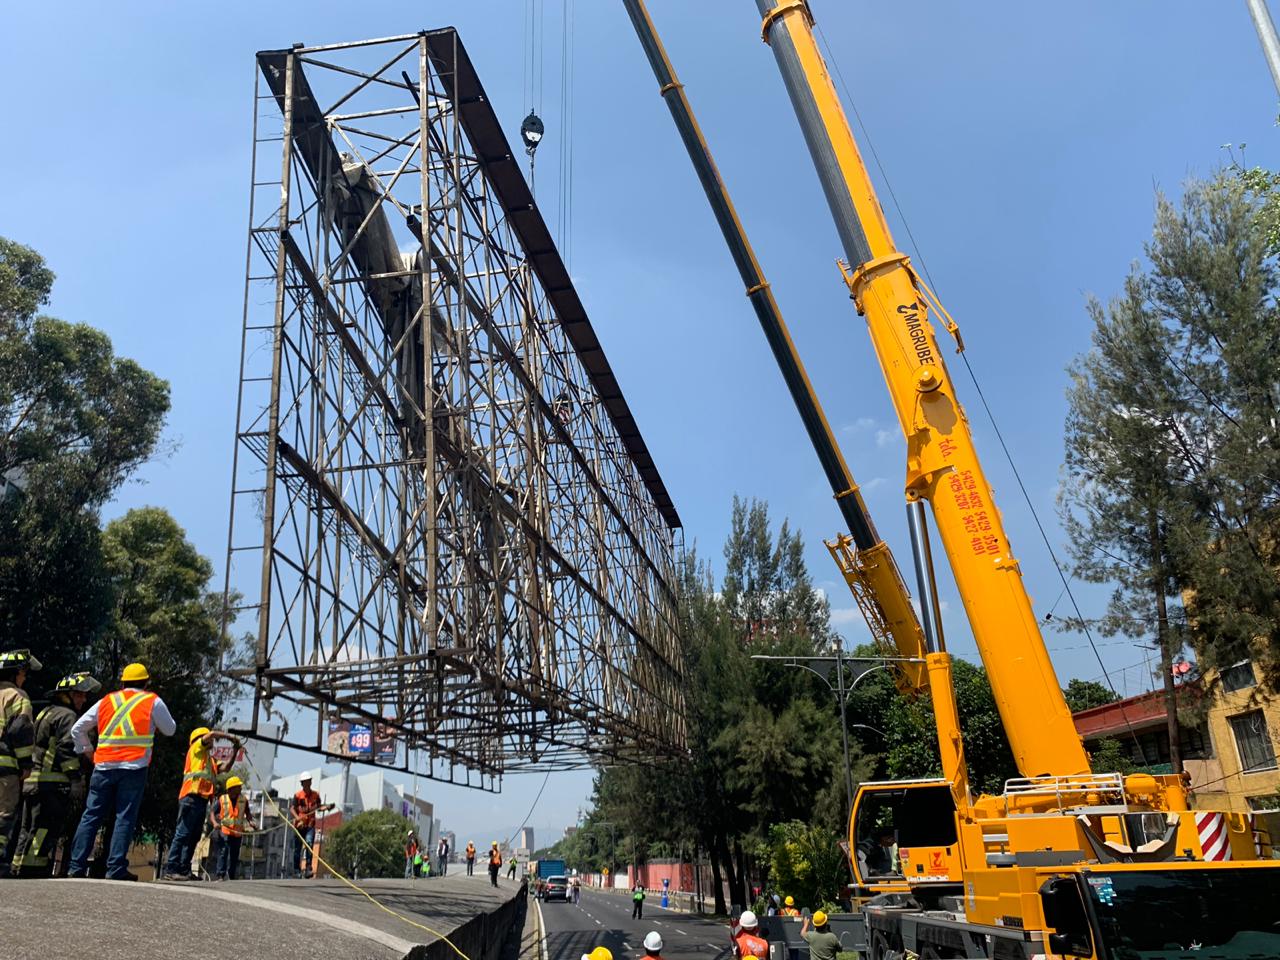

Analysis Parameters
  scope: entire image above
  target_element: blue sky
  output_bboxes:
[4,1,1278,843]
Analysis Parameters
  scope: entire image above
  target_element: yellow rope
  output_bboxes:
[237,752,482,960]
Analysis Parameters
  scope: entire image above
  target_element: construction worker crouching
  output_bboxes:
[12,671,99,878]
[210,775,254,880]
[730,910,769,960]
[162,725,234,881]
[67,661,177,880]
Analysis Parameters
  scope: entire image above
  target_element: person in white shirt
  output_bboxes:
[65,662,176,880]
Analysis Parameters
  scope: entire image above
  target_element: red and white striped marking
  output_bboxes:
[1196,812,1232,861]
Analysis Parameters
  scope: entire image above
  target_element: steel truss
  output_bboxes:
[222,30,685,789]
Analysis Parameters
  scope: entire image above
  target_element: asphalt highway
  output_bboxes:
[539,887,734,960]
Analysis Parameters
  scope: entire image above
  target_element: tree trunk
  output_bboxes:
[709,840,727,915]
[716,833,742,908]
[1151,514,1183,774]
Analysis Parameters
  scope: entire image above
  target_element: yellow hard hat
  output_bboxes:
[121,662,150,683]
[189,726,211,744]
[785,896,794,906]
[589,949,613,960]
[225,776,244,790]
[812,911,828,927]
[492,840,499,846]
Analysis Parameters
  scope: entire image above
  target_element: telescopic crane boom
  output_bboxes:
[621,3,1280,957]
[753,0,1090,781]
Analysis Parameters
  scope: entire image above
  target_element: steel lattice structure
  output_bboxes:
[222,30,685,790]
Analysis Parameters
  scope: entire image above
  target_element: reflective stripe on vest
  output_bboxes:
[31,706,74,785]
[219,795,247,836]
[94,690,157,764]
[179,741,215,800]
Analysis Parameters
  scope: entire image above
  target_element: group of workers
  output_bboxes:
[0,648,338,882]
[731,904,840,960]
[0,650,187,880]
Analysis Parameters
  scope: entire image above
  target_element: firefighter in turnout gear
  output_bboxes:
[0,649,41,878]
[12,672,100,878]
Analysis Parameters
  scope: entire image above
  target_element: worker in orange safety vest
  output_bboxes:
[730,910,770,960]
[781,895,801,917]
[67,662,176,880]
[290,772,332,878]
[465,840,476,875]
[210,775,254,880]
[162,726,235,881]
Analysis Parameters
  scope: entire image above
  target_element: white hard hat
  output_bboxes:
[739,910,758,929]
[644,932,663,952]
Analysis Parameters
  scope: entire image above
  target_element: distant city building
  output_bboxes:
[271,767,436,875]
[518,827,535,851]
[563,826,578,839]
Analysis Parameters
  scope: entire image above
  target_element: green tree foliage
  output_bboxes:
[583,500,854,911]
[0,238,235,850]
[845,650,1017,796]
[1063,678,1118,713]
[1087,738,1136,777]
[0,237,170,676]
[97,508,236,836]
[763,821,847,914]
[326,809,415,879]
[1060,171,1280,768]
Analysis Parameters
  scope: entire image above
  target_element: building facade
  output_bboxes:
[1071,661,1280,843]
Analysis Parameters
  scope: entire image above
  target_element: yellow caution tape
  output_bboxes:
[237,752,479,960]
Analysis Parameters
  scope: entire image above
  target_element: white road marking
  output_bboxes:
[595,920,602,926]
[677,930,688,936]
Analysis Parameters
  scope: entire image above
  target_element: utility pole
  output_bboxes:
[1248,0,1280,97]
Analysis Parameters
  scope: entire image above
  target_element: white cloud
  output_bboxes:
[875,429,898,449]
[829,607,862,626]
[862,477,887,492]
[842,417,877,435]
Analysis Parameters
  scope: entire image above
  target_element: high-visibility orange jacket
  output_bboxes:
[217,794,249,837]
[178,738,217,800]
[292,788,321,828]
[93,689,157,765]
[466,843,476,860]
[733,931,769,960]
[489,848,502,867]
[781,907,800,917]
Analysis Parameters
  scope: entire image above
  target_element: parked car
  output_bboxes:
[543,875,570,902]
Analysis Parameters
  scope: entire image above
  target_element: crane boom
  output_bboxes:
[618,0,928,687]
[754,0,1089,778]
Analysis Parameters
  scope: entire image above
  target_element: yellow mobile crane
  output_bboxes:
[620,1,1280,958]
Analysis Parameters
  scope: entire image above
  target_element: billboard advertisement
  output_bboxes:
[327,720,396,762]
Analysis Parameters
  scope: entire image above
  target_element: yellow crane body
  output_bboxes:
[622,0,1280,955]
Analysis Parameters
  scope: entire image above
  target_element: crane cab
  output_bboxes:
[850,779,963,894]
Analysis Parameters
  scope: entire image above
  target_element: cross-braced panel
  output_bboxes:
[222,30,686,789]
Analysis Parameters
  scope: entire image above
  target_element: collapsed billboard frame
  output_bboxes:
[222,29,686,790]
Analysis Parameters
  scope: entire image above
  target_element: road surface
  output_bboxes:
[539,887,733,960]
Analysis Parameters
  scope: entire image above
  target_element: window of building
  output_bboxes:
[1247,795,1280,814]
[1221,660,1256,693]
[1182,724,1213,760]
[1230,711,1278,773]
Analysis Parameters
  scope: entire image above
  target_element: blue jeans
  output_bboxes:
[214,832,242,879]
[68,766,148,879]
[164,794,208,876]
[291,825,315,873]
